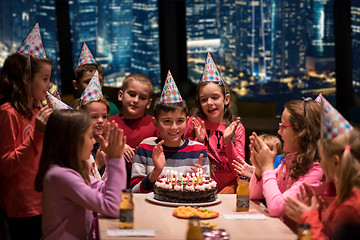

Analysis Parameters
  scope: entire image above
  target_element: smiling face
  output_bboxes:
[78,124,96,162]
[31,63,52,101]
[153,109,187,147]
[278,107,299,153]
[119,80,152,119]
[198,82,230,123]
[84,101,108,142]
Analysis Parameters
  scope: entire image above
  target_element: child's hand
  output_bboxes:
[223,117,241,145]
[232,157,255,178]
[124,144,135,163]
[100,121,126,159]
[285,194,319,222]
[189,153,203,173]
[95,149,106,169]
[35,106,53,132]
[249,132,277,172]
[149,140,166,182]
[193,118,206,142]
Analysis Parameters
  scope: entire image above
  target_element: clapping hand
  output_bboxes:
[249,132,277,174]
[99,121,126,159]
[192,118,206,142]
[149,140,166,182]
[285,183,321,222]
[232,156,255,178]
[35,106,53,132]
[189,153,203,174]
[123,144,135,163]
[223,117,241,145]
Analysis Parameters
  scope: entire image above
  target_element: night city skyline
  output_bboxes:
[0,0,359,110]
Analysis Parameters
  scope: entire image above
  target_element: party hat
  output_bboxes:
[320,95,353,140]
[315,93,322,103]
[160,70,183,103]
[46,92,72,109]
[77,42,97,67]
[17,23,46,57]
[200,52,223,83]
[80,70,103,101]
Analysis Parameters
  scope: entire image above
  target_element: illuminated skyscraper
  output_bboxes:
[351,0,360,93]
[131,0,160,89]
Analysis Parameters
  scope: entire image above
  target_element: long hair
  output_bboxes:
[0,52,52,119]
[284,99,321,179]
[35,109,91,192]
[318,128,360,203]
[194,81,236,125]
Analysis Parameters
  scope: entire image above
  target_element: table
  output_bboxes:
[99,194,297,240]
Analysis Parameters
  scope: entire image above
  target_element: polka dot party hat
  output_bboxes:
[320,94,353,140]
[160,70,183,103]
[80,70,103,101]
[200,52,223,84]
[46,92,72,110]
[17,23,46,57]
[77,42,97,67]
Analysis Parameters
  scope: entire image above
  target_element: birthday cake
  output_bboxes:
[153,175,218,203]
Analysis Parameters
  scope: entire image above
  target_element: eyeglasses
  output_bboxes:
[279,122,293,131]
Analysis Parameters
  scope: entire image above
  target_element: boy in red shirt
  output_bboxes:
[110,73,160,187]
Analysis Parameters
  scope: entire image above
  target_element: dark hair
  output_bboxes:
[34,109,92,192]
[74,63,104,83]
[153,98,188,119]
[0,53,52,119]
[194,81,236,125]
[122,73,154,97]
[284,99,321,179]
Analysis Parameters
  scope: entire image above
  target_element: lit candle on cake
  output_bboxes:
[166,169,170,182]
[180,172,183,185]
[192,172,195,185]
[174,171,177,184]
[170,170,173,185]
[199,168,203,184]
[187,172,190,185]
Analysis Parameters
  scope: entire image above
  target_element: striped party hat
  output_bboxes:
[80,70,103,101]
[200,52,223,83]
[77,42,97,67]
[46,92,72,110]
[320,95,353,140]
[160,70,183,103]
[17,23,46,57]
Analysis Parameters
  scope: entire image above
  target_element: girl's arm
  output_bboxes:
[0,108,45,176]
[224,122,245,174]
[50,156,126,218]
[262,164,323,217]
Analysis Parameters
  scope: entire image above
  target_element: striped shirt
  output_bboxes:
[130,138,210,193]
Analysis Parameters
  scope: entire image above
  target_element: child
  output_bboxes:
[73,42,119,116]
[0,23,53,239]
[248,98,325,219]
[73,70,110,178]
[233,133,283,178]
[130,71,210,193]
[184,53,245,194]
[34,109,126,239]
[110,73,160,187]
[285,96,360,240]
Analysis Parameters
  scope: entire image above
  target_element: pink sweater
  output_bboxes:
[0,103,43,217]
[184,116,245,192]
[249,153,324,217]
[41,156,126,240]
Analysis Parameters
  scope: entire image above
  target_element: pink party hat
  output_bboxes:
[160,70,183,103]
[80,70,103,101]
[200,52,223,83]
[320,95,353,140]
[77,42,97,67]
[315,93,322,103]
[46,92,72,109]
[17,23,46,57]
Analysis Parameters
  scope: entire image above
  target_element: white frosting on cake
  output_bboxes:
[210,180,217,188]
[174,184,183,191]
[185,184,195,191]
[195,183,205,191]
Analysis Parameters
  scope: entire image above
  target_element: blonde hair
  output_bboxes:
[318,128,360,203]
[72,97,110,115]
[122,73,153,97]
[259,134,283,156]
